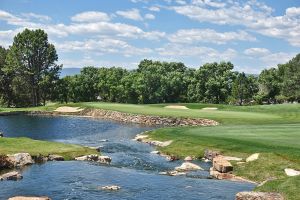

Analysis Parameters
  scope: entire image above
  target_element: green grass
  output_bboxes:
[1,102,300,199]
[0,137,97,160]
[256,176,300,200]
[66,102,299,125]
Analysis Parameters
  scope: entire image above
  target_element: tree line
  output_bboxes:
[0,29,299,107]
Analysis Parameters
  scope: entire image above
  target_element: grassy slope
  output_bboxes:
[1,102,299,199]
[0,137,97,160]
[71,102,300,199]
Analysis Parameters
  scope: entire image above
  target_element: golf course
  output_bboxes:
[1,102,299,199]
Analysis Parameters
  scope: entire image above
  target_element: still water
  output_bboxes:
[0,115,254,200]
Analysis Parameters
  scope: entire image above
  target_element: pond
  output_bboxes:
[0,115,254,200]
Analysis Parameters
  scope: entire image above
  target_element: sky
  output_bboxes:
[0,0,299,73]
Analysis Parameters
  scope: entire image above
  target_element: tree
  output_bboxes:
[277,54,300,102]
[257,68,280,104]
[231,73,258,105]
[6,29,60,106]
[0,46,16,107]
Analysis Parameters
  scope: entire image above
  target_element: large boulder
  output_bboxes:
[236,192,284,200]
[0,132,4,137]
[213,156,233,173]
[47,155,64,161]
[6,153,34,168]
[204,149,220,161]
[8,197,51,200]
[75,155,111,164]
[0,155,14,169]
[0,171,23,181]
[175,162,203,171]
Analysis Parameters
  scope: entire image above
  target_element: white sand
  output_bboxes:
[54,106,84,113]
[202,107,218,110]
[164,105,189,109]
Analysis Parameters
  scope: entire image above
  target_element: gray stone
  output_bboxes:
[100,185,121,191]
[213,156,233,173]
[204,149,220,160]
[8,196,51,200]
[0,171,23,181]
[236,192,284,200]
[48,155,64,161]
[75,155,111,164]
[7,153,34,167]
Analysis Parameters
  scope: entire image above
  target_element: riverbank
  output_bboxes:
[0,137,97,161]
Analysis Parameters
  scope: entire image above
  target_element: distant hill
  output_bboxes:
[60,68,82,77]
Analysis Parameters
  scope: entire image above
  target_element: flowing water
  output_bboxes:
[0,115,254,200]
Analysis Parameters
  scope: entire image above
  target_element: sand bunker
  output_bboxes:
[202,107,218,110]
[164,105,189,109]
[54,106,84,113]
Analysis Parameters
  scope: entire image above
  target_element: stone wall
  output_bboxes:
[28,108,219,127]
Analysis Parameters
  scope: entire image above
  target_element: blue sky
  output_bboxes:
[0,0,299,73]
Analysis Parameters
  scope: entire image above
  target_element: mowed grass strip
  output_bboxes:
[0,137,97,160]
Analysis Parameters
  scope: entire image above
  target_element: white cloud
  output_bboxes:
[144,13,155,20]
[156,43,237,62]
[192,0,226,8]
[244,48,270,56]
[55,38,153,57]
[169,29,256,44]
[71,11,111,22]
[169,1,300,47]
[286,7,300,17]
[22,12,51,22]
[176,0,187,5]
[0,10,165,41]
[116,8,143,21]
[149,6,160,12]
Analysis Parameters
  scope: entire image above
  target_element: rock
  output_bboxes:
[202,158,211,162]
[184,156,193,161]
[147,140,173,147]
[246,153,259,162]
[0,132,3,137]
[213,156,233,173]
[210,168,256,183]
[8,196,51,200]
[210,167,235,180]
[47,155,64,161]
[167,170,186,176]
[175,162,203,171]
[150,151,160,154]
[32,154,48,163]
[0,171,23,181]
[134,134,148,141]
[235,192,284,200]
[0,155,14,168]
[100,185,121,191]
[165,155,179,162]
[285,168,300,176]
[204,149,220,160]
[75,155,111,164]
[7,153,34,167]
[223,156,242,161]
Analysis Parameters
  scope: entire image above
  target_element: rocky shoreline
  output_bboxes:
[22,108,219,127]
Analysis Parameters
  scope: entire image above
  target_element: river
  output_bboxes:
[0,115,254,199]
